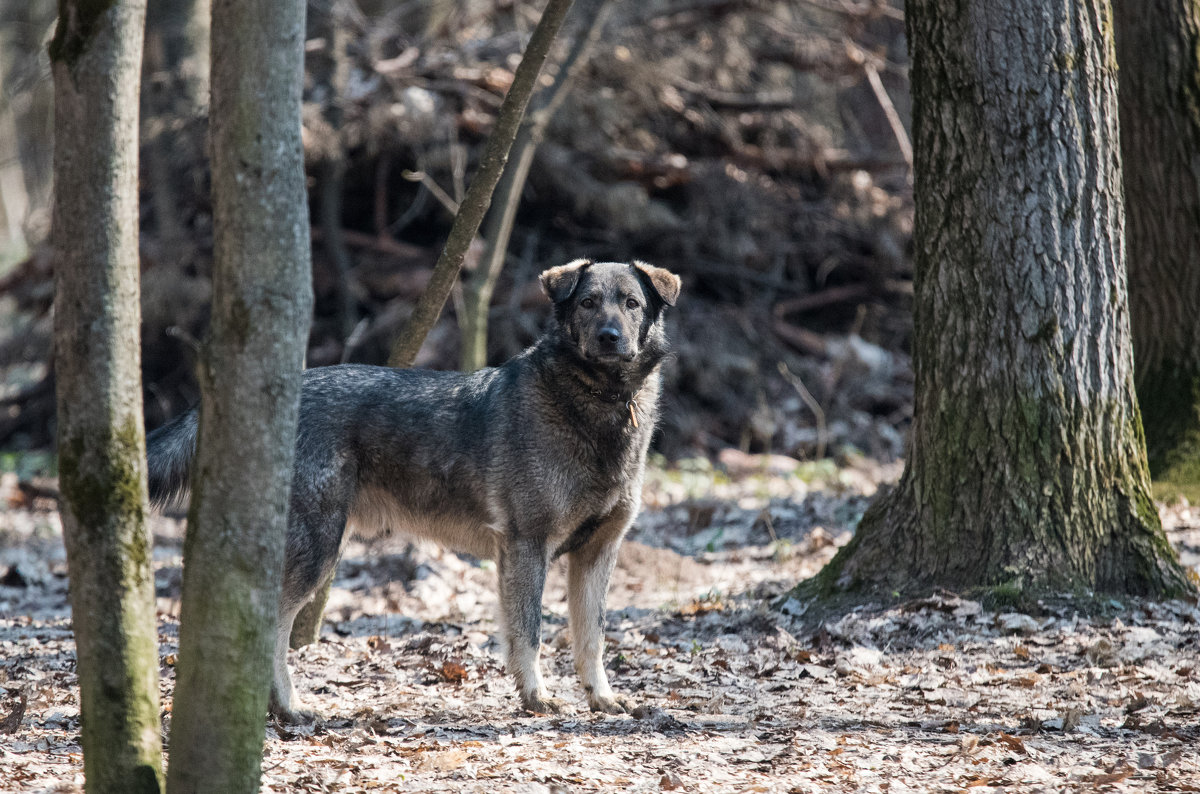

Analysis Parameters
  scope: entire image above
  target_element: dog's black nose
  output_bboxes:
[597,327,621,348]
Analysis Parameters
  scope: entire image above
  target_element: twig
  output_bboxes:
[778,361,828,460]
[312,227,426,259]
[847,39,912,174]
[862,62,911,171]
[388,0,577,368]
[402,169,459,215]
[460,0,614,371]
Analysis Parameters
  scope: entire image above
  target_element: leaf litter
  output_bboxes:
[1,460,1199,792]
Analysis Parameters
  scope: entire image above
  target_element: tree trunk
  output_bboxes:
[1113,0,1200,497]
[165,0,312,790]
[804,0,1193,600]
[387,0,575,369]
[459,0,611,372]
[49,2,163,793]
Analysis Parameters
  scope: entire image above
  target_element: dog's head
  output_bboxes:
[540,259,681,367]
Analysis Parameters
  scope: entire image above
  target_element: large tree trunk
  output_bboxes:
[1113,0,1200,496]
[805,0,1193,599]
[49,2,163,793]
[165,0,312,790]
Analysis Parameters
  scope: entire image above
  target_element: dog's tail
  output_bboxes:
[146,409,199,508]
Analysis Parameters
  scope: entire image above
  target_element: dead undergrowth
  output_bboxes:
[2,458,1199,793]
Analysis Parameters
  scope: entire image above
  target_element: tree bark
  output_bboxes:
[458,0,611,372]
[165,0,312,790]
[387,0,575,368]
[1113,0,1200,496]
[804,0,1194,600]
[49,2,163,793]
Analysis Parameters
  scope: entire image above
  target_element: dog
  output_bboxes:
[147,259,681,722]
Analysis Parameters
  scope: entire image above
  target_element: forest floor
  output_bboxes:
[2,456,1200,793]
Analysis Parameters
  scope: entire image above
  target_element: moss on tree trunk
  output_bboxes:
[50,1,163,791]
[797,0,1195,603]
[1113,0,1200,501]
[164,0,313,790]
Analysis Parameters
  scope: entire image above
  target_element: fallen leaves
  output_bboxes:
[4,465,1200,792]
[0,689,27,733]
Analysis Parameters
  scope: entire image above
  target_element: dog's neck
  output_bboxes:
[537,336,666,415]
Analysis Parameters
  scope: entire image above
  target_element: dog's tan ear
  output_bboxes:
[540,258,591,303]
[632,260,681,307]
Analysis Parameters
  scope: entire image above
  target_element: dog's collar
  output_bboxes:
[589,386,642,428]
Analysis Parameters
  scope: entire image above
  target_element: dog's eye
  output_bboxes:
[580,297,595,308]
[626,297,640,309]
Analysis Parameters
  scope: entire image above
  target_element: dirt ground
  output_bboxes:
[2,457,1199,793]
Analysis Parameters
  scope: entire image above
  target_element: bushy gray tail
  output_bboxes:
[146,409,199,508]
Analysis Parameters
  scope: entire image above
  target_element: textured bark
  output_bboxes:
[165,0,312,790]
[809,0,1193,599]
[49,2,163,793]
[459,0,612,372]
[387,0,575,368]
[1113,0,1200,493]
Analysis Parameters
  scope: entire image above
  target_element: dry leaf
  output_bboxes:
[1087,765,1134,785]
[996,733,1026,755]
[1060,707,1084,732]
[437,659,469,684]
[964,776,996,788]
[0,691,26,734]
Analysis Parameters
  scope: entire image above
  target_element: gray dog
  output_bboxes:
[147,259,681,721]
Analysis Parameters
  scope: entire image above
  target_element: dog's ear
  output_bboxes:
[540,259,591,303]
[632,261,681,307]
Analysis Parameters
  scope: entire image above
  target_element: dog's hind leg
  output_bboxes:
[267,507,349,724]
[567,503,636,714]
[268,601,316,724]
[497,535,563,714]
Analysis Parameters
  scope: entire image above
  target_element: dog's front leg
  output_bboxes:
[567,505,636,714]
[497,535,562,713]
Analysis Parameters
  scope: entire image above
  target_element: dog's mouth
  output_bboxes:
[590,351,636,364]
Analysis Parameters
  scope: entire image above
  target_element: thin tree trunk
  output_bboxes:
[388,0,575,368]
[49,2,163,793]
[165,0,312,790]
[1113,0,1200,496]
[801,0,1193,600]
[459,0,611,372]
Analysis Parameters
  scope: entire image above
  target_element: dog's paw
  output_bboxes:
[588,693,635,715]
[270,705,320,726]
[521,694,568,715]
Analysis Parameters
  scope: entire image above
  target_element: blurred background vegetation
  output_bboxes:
[0,0,914,464]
